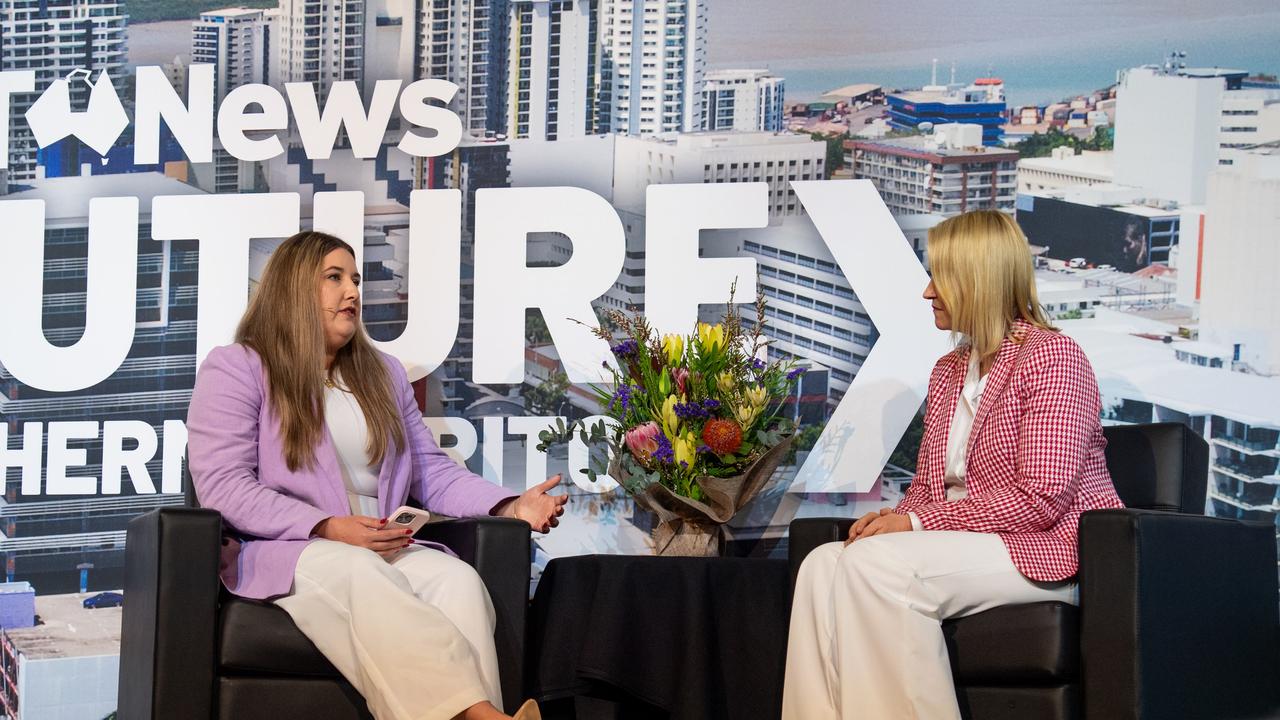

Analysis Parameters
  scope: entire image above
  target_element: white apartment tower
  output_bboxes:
[597,0,706,135]
[507,0,595,140]
[418,0,510,136]
[192,8,273,103]
[700,69,785,132]
[0,0,127,186]
[274,0,366,98]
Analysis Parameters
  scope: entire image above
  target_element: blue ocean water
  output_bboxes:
[743,12,1280,107]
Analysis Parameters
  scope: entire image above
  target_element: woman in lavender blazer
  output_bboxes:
[187,231,559,720]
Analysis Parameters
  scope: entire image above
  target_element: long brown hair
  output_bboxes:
[236,231,405,472]
[927,210,1056,361]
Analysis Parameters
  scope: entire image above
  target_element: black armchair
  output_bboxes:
[118,473,532,720]
[788,422,1280,720]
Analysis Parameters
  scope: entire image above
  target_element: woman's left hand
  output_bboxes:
[498,474,569,533]
[846,507,913,545]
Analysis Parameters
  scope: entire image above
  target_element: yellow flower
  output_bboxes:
[734,402,761,429]
[716,371,737,395]
[745,384,768,410]
[661,394,680,438]
[673,431,698,468]
[661,333,685,364]
[697,322,725,353]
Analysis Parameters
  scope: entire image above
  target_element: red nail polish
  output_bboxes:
[403,528,412,535]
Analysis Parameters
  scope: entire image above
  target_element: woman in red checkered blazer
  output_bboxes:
[783,210,1125,720]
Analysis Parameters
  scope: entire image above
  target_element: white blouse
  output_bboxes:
[910,350,988,531]
[324,374,382,517]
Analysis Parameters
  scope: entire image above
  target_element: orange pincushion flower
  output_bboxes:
[701,418,743,455]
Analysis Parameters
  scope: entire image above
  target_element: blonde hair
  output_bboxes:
[927,210,1055,360]
[236,231,405,472]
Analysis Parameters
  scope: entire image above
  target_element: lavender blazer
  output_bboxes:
[186,344,517,600]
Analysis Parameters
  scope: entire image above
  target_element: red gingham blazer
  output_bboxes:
[895,320,1125,582]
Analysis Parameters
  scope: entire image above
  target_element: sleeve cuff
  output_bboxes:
[908,511,923,532]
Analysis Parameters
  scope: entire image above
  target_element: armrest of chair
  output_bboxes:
[418,517,531,713]
[119,507,223,720]
[1079,509,1280,720]
[787,517,854,597]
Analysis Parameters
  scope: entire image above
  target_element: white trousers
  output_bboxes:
[274,540,503,720]
[782,531,1077,720]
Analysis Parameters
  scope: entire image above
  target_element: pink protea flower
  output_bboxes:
[672,367,690,396]
[625,421,662,461]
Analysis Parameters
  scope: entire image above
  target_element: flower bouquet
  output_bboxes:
[538,291,802,556]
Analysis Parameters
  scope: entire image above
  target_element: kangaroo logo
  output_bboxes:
[25,68,128,159]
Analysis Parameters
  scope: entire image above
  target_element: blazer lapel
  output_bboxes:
[315,429,355,516]
[927,349,968,500]
[966,323,1028,456]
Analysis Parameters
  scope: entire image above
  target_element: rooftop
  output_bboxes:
[8,172,207,221]
[854,135,1018,159]
[3,592,121,660]
[1018,150,1115,180]
[1060,310,1280,429]
[820,83,881,101]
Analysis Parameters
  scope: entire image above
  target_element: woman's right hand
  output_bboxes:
[313,515,413,558]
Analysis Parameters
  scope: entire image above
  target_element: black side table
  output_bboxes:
[526,555,791,720]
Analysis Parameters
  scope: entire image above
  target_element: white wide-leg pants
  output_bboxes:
[782,531,1077,720]
[274,540,503,720]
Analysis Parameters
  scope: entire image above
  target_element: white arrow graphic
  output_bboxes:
[790,180,951,493]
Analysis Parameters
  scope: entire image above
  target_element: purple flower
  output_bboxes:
[610,339,639,358]
[673,401,711,420]
[787,367,807,380]
[653,433,675,464]
[696,444,711,454]
[608,384,634,412]
[751,357,767,371]
[701,399,721,411]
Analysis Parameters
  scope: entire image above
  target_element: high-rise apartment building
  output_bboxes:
[273,0,366,98]
[507,0,596,140]
[700,69,784,132]
[596,0,706,135]
[192,8,273,103]
[417,0,511,136]
[0,0,128,186]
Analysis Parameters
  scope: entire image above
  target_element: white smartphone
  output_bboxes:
[388,506,432,535]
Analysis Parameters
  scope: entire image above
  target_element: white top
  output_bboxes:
[323,375,382,517]
[910,350,988,531]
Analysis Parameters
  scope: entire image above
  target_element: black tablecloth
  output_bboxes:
[526,555,791,720]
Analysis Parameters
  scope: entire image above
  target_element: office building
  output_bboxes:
[1198,144,1280,377]
[612,130,825,217]
[700,69,785,132]
[1017,147,1115,194]
[886,78,1006,146]
[596,0,707,135]
[1114,60,1280,204]
[848,124,1019,217]
[1016,191,1184,272]
[506,0,596,141]
[0,0,128,187]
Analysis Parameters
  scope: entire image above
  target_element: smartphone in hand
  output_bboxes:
[388,506,431,536]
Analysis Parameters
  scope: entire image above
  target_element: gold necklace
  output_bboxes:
[323,376,337,389]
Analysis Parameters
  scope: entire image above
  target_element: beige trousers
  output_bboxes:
[274,539,503,720]
[782,531,1077,720]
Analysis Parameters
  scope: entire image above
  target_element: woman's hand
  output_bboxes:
[496,475,569,533]
[313,515,414,558]
[846,507,913,545]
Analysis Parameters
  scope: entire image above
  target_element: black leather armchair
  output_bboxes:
[788,422,1280,720]
[118,472,532,720]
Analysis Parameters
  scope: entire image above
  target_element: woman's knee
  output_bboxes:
[837,535,910,582]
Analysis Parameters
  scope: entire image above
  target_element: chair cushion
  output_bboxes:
[956,684,1079,720]
[943,602,1079,684]
[218,597,342,678]
[218,676,371,720]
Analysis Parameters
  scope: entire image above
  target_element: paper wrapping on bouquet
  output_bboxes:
[614,435,795,557]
